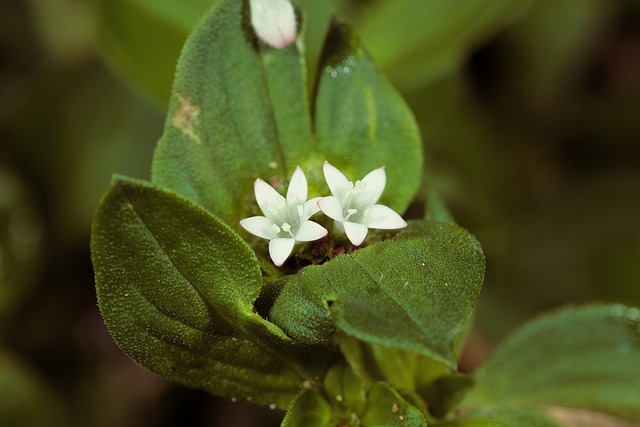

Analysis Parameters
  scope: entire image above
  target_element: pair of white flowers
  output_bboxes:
[240,162,407,266]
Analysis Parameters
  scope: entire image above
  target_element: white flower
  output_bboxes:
[240,166,327,266]
[249,0,297,49]
[318,161,407,246]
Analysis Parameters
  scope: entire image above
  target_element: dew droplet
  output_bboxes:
[336,394,343,402]
[627,307,640,322]
[610,304,626,317]
[231,397,237,403]
[269,404,276,410]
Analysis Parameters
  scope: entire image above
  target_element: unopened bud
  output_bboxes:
[249,0,296,49]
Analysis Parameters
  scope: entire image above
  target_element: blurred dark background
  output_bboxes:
[1,0,639,425]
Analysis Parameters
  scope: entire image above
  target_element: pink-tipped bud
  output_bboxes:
[249,0,297,49]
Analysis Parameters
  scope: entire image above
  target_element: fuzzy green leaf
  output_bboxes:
[464,304,640,421]
[314,19,422,214]
[151,0,314,225]
[91,176,329,408]
[269,221,485,369]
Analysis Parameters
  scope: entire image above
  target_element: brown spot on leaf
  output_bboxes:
[172,94,201,144]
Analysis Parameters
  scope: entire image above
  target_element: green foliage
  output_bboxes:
[269,221,484,368]
[91,176,330,408]
[361,382,428,426]
[464,304,640,421]
[281,389,333,427]
[151,0,312,225]
[151,0,422,225]
[314,19,423,213]
[90,0,640,425]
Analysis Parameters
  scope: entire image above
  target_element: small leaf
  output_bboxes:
[314,19,423,214]
[336,334,450,391]
[91,176,329,407]
[323,362,367,416]
[362,382,428,427]
[439,407,561,427]
[464,304,640,421]
[270,220,485,369]
[152,0,314,224]
[281,389,332,427]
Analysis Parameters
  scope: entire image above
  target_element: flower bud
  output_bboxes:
[249,0,297,49]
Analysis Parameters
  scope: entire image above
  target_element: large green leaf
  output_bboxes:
[355,0,531,91]
[314,19,422,214]
[91,176,330,407]
[464,304,640,420]
[151,0,314,225]
[269,220,485,369]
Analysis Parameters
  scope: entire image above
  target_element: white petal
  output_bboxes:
[286,166,307,203]
[318,196,344,221]
[323,161,351,201]
[363,204,407,230]
[361,166,386,203]
[249,0,297,49]
[254,178,283,218]
[295,221,327,242]
[240,216,277,240]
[302,197,322,219]
[269,238,295,266]
[344,222,369,246]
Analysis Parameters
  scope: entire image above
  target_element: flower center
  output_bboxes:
[268,198,303,238]
[344,208,358,221]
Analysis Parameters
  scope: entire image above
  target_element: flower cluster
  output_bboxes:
[240,162,407,266]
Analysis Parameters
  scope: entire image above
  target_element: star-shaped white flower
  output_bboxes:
[249,0,297,49]
[318,161,407,246]
[240,166,327,266]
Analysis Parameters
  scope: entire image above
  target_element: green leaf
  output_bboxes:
[281,389,333,427]
[152,0,314,224]
[96,0,213,102]
[354,0,532,91]
[269,220,485,369]
[464,304,640,420]
[314,19,422,214]
[323,362,367,416]
[438,407,561,427]
[362,382,428,427]
[91,176,329,408]
[336,335,451,392]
